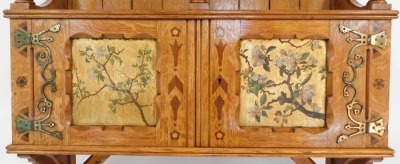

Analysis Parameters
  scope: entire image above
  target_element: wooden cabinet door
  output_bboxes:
[204,20,390,148]
[12,19,195,147]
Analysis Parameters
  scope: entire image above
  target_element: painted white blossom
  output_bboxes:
[300,84,316,102]
[310,56,318,65]
[88,68,96,80]
[274,49,296,71]
[274,55,285,68]
[295,52,302,60]
[252,74,267,84]
[248,106,261,117]
[95,47,108,58]
[251,45,264,67]
[312,103,321,113]
[107,83,116,91]
[312,41,322,50]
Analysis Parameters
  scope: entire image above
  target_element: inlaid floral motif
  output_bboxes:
[16,76,27,88]
[72,39,157,126]
[240,39,327,127]
[373,79,385,90]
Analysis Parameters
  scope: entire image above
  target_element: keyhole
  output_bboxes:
[218,78,222,84]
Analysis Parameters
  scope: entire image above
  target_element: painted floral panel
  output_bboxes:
[72,39,157,126]
[240,39,327,127]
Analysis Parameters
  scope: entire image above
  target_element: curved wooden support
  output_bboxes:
[291,158,315,164]
[12,0,68,10]
[334,0,391,10]
[327,158,383,164]
[18,154,76,164]
[35,0,69,9]
[333,0,368,10]
[84,155,110,164]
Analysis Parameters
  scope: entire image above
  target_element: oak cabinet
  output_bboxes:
[4,0,398,163]
[206,20,390,148]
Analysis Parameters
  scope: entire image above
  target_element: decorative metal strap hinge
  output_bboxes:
[15,24,63,140]
[336,24,387,144]
[339,25,387,48]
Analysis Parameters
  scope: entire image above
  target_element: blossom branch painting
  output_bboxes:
[240,39,327,127]
[72,39,157,126]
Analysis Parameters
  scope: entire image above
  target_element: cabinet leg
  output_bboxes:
[326,158,383,164]
[84,155,110,164]
[291,158,316,164]
[18,154,76,164]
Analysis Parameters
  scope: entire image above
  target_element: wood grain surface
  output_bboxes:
[4,0,397,161]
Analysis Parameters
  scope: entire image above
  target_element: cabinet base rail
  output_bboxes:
[15,154,389,164]
[8,145,394,158]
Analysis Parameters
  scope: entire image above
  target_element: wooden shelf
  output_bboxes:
[7,145,395,158]
[3,10,399,19]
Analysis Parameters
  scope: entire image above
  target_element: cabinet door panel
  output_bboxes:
[207,20,384,148]
[12,19,195,147]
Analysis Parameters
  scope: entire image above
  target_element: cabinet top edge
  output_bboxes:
[3,10,399,20]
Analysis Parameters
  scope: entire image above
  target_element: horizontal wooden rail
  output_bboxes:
[7,145,395,158]
[3,10,399,19]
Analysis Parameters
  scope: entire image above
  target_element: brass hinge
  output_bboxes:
[337,24,387,144]
[15,24,63,140]
[15,24,60,48]
[339,24,387,49]
[337,119,385,143]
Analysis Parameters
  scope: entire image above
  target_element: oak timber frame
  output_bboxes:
[4,0,398,163]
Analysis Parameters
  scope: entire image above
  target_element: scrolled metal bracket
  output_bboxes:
[337,24,386,144]
[15,24,63,140]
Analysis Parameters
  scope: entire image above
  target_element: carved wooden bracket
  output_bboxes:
[18,154,76,164]
[84,155,110,164]
[291,158,315,164]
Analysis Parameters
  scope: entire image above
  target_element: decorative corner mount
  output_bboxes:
[337,24,386,144]
[337,118,385,143]
[339,24,387,49]
[15,24,63,140]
